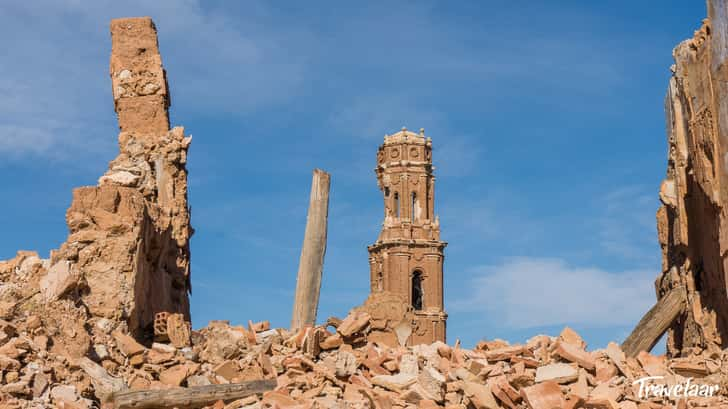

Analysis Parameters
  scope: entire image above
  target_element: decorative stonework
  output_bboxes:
[367,127,447,345]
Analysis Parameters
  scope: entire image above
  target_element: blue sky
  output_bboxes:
[0,1,706,350]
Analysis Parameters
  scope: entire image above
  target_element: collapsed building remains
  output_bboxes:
[645,0,728,357]
[0,4,727,408]
[0,14,192,373]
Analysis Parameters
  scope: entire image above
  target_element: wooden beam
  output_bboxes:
[110,379,276,409]
[291,169,331,331]
[78,357,126,401]
[622,286,686,357]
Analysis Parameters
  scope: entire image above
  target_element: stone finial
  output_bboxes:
[419,128,425,136]
[110,17,170,133]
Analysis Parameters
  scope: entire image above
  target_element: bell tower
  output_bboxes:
[368,127,447,344]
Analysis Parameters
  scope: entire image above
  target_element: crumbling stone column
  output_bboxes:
[654,0,728,356]
[0,17,194,350]
[97,16,193,336]
[110,17,170,133]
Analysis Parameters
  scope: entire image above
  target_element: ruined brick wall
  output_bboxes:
[0,17,192,350]
[367,128,447,345]
[80,16,192,337]
[657,0,728,356]
[110,18,170,133]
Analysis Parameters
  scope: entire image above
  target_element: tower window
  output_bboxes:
[412,271,423,310]
[394,192,400,218]
[383,187,391,217]
[425,180,430,219]
[411,192,417,220]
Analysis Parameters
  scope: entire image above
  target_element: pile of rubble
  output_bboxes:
[0,295,727,409]
[4,8,728,409]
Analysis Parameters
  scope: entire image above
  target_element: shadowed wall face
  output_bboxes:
[656,2,728,356]
[105,17,193,335]
[59,17,193,337]
[0,17,194,362]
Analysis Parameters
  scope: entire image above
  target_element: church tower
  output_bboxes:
[368,127,447,344]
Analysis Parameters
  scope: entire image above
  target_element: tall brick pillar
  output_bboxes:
[110,17,170,133]
[53,17,193,338]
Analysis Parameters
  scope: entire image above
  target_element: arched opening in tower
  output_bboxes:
[394,192,400,218]
[412,271,423,310]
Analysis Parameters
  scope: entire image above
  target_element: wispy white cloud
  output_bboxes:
[0,125,56,155]
[327,95,443,140]
[435,136,482,178]
[0,0,648,161]
[439,188,547,247]
[598,185,659,263]
[439,199,500,241]
[454,257,655,329]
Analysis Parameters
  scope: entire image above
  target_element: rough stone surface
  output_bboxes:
[534,362,578,384]
[166,312,191,348]
[110,17,170,133]
[1,283,728,409]
[0,15,194,406]
[38,260,75,302]
[656,0,728,356]
[0,16,193,347]
[520,381,564,409]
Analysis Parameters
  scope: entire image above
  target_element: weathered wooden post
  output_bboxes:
[622,286,686,357]
[291,169,331,331]
[109,380,276,409]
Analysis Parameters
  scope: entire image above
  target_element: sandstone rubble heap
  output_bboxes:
[0,310,726,408]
